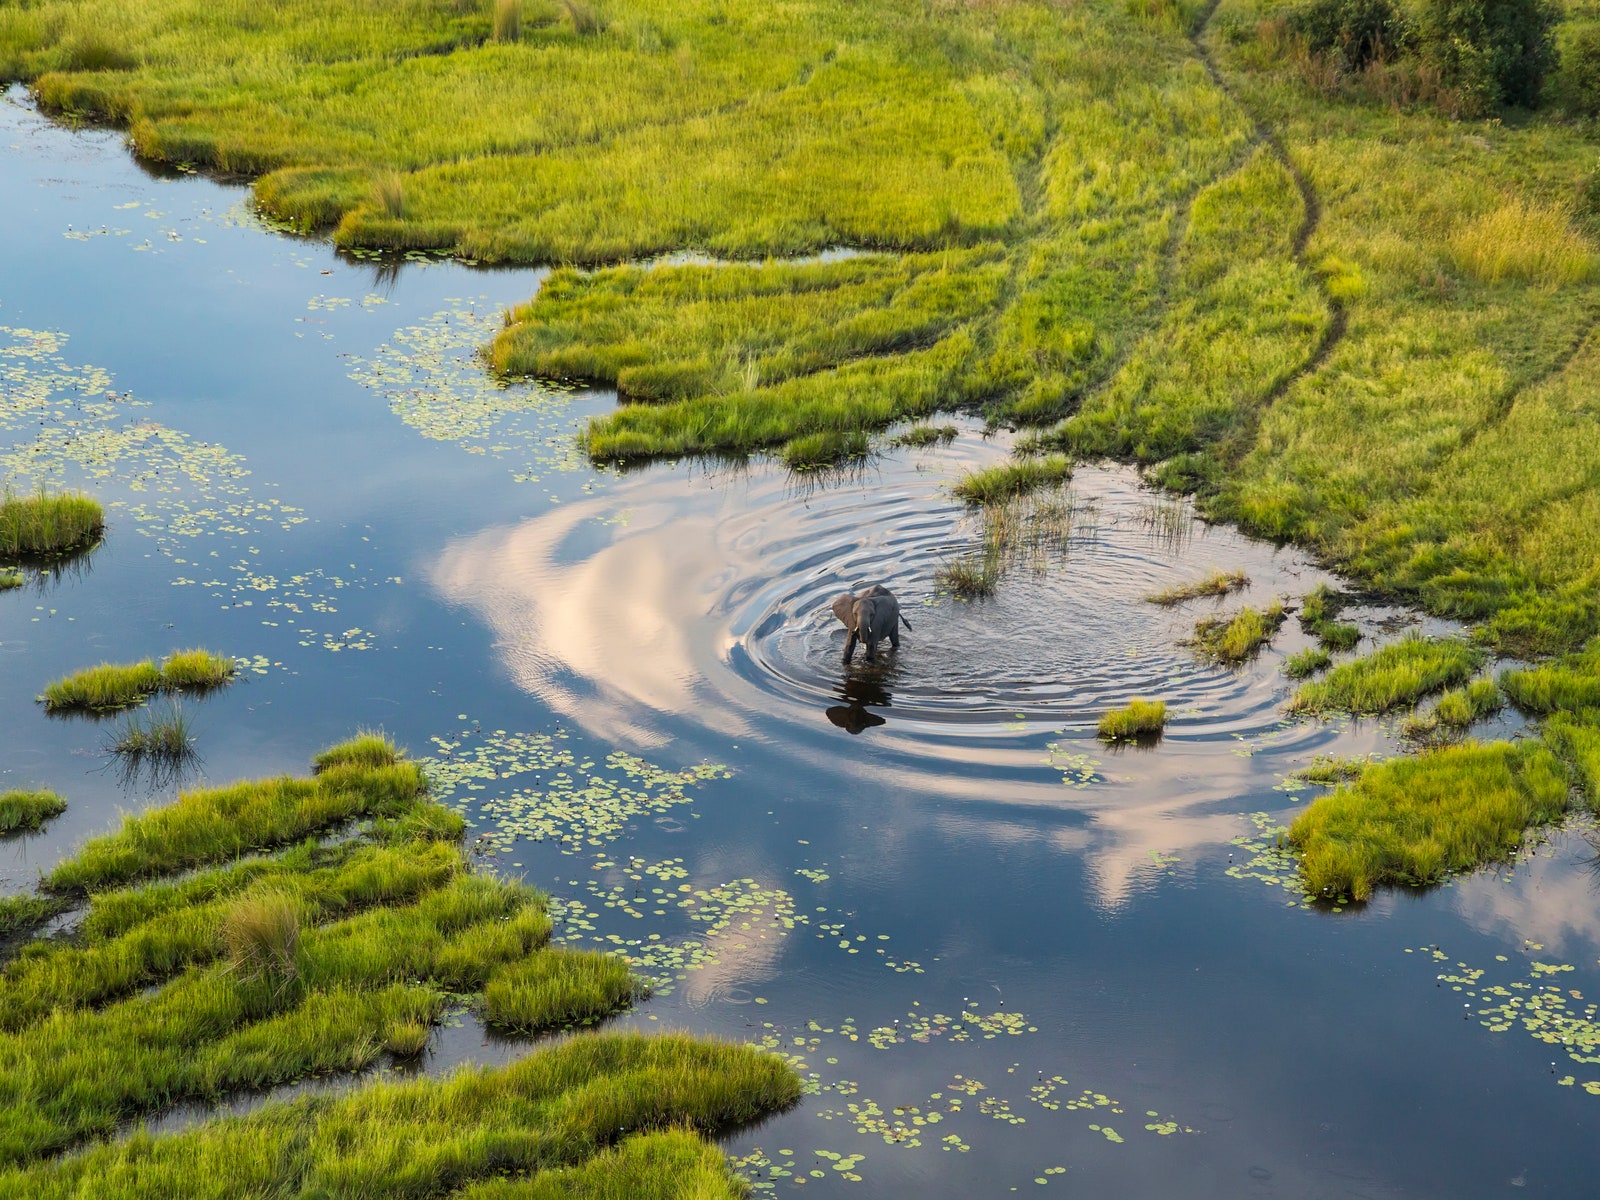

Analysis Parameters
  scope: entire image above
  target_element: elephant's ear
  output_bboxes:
[830,594,855,625]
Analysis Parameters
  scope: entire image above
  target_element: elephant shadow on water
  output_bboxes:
[824,670,897,735]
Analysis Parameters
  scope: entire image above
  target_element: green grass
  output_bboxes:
[1401,678,1504,742]
[1297,584,1361,650]
[951,457,1073,506]
[0,741,793,1180]
[1,1034,799,1198]
[1189,601,1286,663]
[485,947,642,1032]
[1546,712,1600,810]
[0,491,102,559]
[0,569,22,591]
[781,429,870,471]
[1289,635,1485,716]
[1097,699,1168,741]
[1293,754,1370,785]
[934,554,998,600]
[1283,646,1331,678]
[41,649,236,711]
[0,790,64,836]
[109,703,195,762]
[1499,647,1600,713]
[1288,740,1568,900]
[892,424,958,448]
[1145,568,1249,605]
[313,729,401,773]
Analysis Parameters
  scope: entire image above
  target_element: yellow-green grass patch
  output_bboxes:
[1189,601,1286,663]
[0,491,102,559]
[0,790,64,836]
[1289,636,1484,716]
[484,946,642,1033]
[1097,699,1168,741]
[1288,740,1567,901]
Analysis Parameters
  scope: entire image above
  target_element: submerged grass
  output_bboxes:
[1097,699,1167,742]
[109,702,194,762]
[951,457,1072,506]
[0,491,102,559]
[1189,601,1285,663]
[1288,741,1568,900]
[0,740,795,1181]
[42,648,235,711]
[1289,636,1484,716]
[1283,646,1330,678]
[0,790,65,836]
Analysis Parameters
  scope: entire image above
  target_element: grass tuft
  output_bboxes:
[220,891,301,988]
[1294,755,1371,785]
[109,703,194,761]
[373,172,405,220]
[780,430,869,471]
[951,456,1071,505]
[935,554,998,599]
[1284,647,1331,678]
[383,1020,432,1058]
[1289,636,1484,716]
[893,424,958,448]
[484,946,641,1033]
[1145,568,1248,605]
[0,491,103,559]
[1451,199,1594,286]
[1097,699,1167,742]
[42,649,236,712]
[0,569,22,591]
[1289,741,1567,901]
[160,648,236,691]
[0,791,65,836]
[1189,602,1286,663]
[492,0,521,43]
[312,730,401,774]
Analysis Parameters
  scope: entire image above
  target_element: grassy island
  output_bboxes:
[0,737,799,1191]
[1098,699,1168,742]
[41,648,236,712]
[0,491,102,559]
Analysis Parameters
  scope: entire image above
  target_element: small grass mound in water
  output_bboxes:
[42,649,236,712]
[951,456,1072,505]
[0,569,22,591]
[1289,741,1567,901]
[485,946,642,1033]
[1284,647,1331,679]
[1499,651,1600,714]
[312,729,401,773]
[1299,584,1360,651]
[1145,568,1248,606]
[109,703,194,763]
[1546,713,1600,810]
[0,491,103,559]
[1189,602,1286,664]
[1289,636,1484,716]
[0,791,65,836]
[0,740,793,1178]
[1097,699,1167,742]
[893,424,958,448]
[1401,679,1503,743]
[781,430,870,471]
[1294,755,1370,785]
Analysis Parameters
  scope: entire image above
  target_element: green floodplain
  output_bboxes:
[8,0,1600,1188]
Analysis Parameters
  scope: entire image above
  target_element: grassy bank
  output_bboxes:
[0,737,797,1183]
[0,790,64,836]
[1288,636,1483,715]
[41,649,236,712]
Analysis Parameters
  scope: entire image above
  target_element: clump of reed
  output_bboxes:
[1499,659,1600,714]
[492,0,521,42]
[383,1020,432,1058]
[0,790,65,836]
[1283,647,1331,678]
[1293,755,1370,785]
[1145,568,1248,605]
[312,729,400,773]
[1289,635,1484,716]
[1452,199,1594,286]
[937,485,1086,598]
[1400,679,1503,743]
[1546,712,1600,811]
[780,430,869,471]
[220,891,301,990]
[41,649,235,712]
[110,703,195,762]
[1189,601,1286,663]
[893,424,958,448]
[951,456,1071,505]
[935,553,998,598]
[0,491,103,559]
[1299,584,1360,651]
[561,0,602,35]
[0,568,23,591]
[483,946,640,1032]
[373,172,405,220]
[1097,699,1167,742]
[1288,740,1567,901]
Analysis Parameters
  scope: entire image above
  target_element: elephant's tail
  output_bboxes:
[900,613,913,631]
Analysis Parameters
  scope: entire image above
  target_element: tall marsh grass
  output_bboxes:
[0,492,103,558]
[1097,699,1167,742]
[1290,636,1483,716]
[0,791,65,836]
[42,649,235,711]
[1189,602,1286,663]
[491,0,520,43]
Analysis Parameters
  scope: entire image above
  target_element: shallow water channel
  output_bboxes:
[3,90,1600,1197]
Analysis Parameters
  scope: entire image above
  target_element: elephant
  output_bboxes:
[830,584,912,664]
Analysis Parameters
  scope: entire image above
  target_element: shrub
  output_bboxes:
[1416,0,1561,113]
[1556,25,1600,116]
[1292,0,1410,72]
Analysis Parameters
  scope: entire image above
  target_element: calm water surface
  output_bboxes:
[3,90,1598,1197]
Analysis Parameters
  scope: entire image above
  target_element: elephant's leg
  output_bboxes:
[843,629,858,663]
[889,624,900,650]
[864,635,878,662]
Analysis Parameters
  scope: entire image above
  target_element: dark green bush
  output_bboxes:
[1416,0,1561,113]
[1292,0,1410,71]
[1556,24,1600,117]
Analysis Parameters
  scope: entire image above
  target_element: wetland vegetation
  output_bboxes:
[41,648,236,712]
[0,736,798,1189]
[0,789,64,836]
[1097,699,1168,742]
[0,490,102,559]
